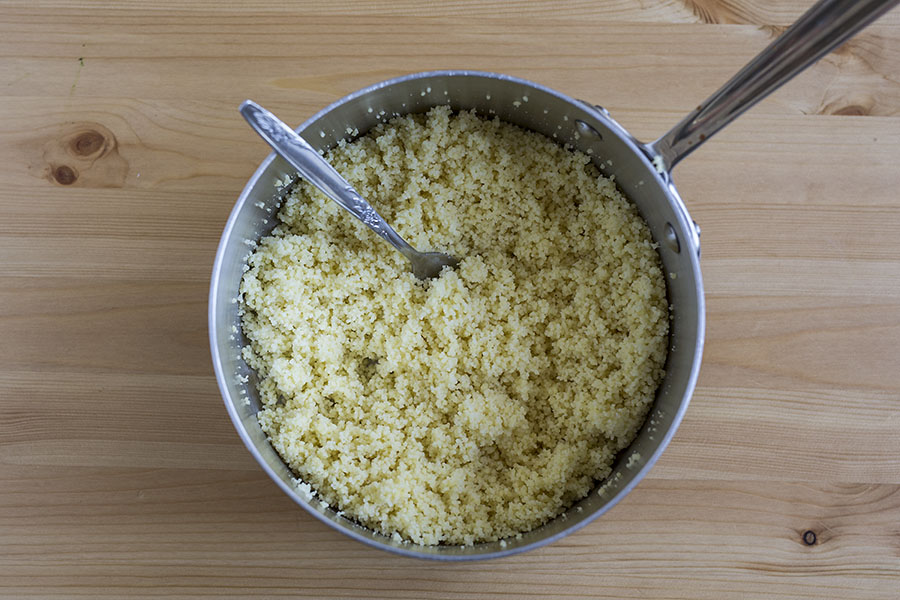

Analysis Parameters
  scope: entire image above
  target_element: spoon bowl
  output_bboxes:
[408,251,459,280]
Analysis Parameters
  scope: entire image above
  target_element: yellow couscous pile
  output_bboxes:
[240,106,668,545]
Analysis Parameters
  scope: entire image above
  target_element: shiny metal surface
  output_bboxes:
[211,71,706,559]
[648,0,900,171]
[240,100,458,280]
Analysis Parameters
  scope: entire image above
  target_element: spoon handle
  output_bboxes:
[239,100,417,257]
[648,0,900,172]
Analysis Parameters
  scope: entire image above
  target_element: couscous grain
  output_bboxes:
[240,106,668,545]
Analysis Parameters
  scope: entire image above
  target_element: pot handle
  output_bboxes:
[646,0,899,173]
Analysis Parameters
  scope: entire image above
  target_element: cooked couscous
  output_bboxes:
[240,106,668,545]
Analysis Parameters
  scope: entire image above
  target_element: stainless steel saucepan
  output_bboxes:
[210,0,898,559]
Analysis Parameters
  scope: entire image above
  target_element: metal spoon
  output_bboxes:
[240,100,459,280]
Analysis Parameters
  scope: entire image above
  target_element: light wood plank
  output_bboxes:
[4,0,900,27]
[1,16,898,116]
[0,468,897,599]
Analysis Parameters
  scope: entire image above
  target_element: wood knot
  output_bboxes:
[53,165,78,185]
[39,122,127,188]
[71,130,106,157]
[819,95,876,117]
[802,530,817,546]
[832,104,869,116]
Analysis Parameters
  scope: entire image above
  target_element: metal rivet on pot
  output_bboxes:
[574,119,602,140]
[664,223,680,253]
[594,104,610,116]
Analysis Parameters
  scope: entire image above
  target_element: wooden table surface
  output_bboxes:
[2,1,900,598]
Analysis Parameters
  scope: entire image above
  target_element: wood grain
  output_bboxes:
[1,1,899,598]
[5,0,900,26]
[1,467,898,599]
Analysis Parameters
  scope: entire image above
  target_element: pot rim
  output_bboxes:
[209,69,705,560]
